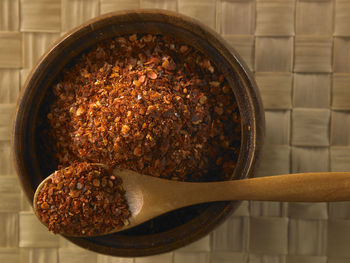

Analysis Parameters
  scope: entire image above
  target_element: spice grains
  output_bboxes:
[36,162,130,236]
[48,34,241,181]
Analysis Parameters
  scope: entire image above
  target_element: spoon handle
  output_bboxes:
[172,172,350,206]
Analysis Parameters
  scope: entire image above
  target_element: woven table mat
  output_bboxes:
[1,0,350,262]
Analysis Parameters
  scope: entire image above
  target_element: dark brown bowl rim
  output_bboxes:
[12,9,265,257]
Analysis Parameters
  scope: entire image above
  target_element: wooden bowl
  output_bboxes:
[12,9,264,257]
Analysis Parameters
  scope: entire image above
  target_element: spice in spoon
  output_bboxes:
[35,162,130,236]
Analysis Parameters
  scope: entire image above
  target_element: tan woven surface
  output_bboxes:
[1,0,350,262]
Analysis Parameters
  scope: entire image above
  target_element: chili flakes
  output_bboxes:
[36,162,130,236]
[47,34,241,182]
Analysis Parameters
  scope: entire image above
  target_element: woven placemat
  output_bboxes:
[1,0,350,262]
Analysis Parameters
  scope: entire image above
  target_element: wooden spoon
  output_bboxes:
[33,167,350,236]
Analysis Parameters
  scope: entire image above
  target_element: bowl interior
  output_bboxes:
[13,10,263,257]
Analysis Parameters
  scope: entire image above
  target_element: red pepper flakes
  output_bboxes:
[47,34,241,182]
[36,162,130,236]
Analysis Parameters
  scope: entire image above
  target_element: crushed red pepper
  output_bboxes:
[36,162,130,236]
[47,34,241,181]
